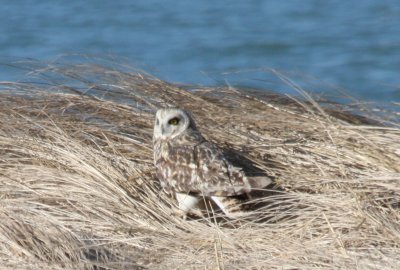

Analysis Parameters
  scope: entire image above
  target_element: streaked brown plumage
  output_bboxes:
[153,108,270,218]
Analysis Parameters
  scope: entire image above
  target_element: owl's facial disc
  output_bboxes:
[154,108,191,140]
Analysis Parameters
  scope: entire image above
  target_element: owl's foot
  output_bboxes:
[172,208,203,220]
[210,196,253,219]
[172,209,188,219]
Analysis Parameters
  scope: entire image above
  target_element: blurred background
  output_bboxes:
[1,0,399,103]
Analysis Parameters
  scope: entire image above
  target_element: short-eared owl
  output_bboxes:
[153,108,270,218]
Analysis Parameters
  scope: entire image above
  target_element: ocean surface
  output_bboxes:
[1,0,399,103]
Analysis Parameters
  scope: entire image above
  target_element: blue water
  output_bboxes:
[1,0,399,103]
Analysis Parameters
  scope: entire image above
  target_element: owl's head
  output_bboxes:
[153,108,195,140]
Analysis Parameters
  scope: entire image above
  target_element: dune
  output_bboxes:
[0,58,399,269]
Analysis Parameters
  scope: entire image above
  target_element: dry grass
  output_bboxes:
[0,58,399,269]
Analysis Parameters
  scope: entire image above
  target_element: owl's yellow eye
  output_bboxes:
[168,117,180,125]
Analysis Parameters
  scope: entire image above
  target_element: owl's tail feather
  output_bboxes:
[248,176,272,190]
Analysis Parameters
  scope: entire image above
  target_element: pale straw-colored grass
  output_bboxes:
[0,58,399,269]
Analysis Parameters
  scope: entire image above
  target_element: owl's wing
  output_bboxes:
[157,141,251,196]
[155,137,271,196]
[193,141,252,196]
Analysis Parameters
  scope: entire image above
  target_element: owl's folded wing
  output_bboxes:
[191,142,252,196]
[157,141,269,196]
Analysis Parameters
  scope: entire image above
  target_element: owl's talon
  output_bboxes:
[172,209,187,219]
[172,208,203,220]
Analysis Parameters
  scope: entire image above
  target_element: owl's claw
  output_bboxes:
[172,208,203,220]
[172,209,188,219]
